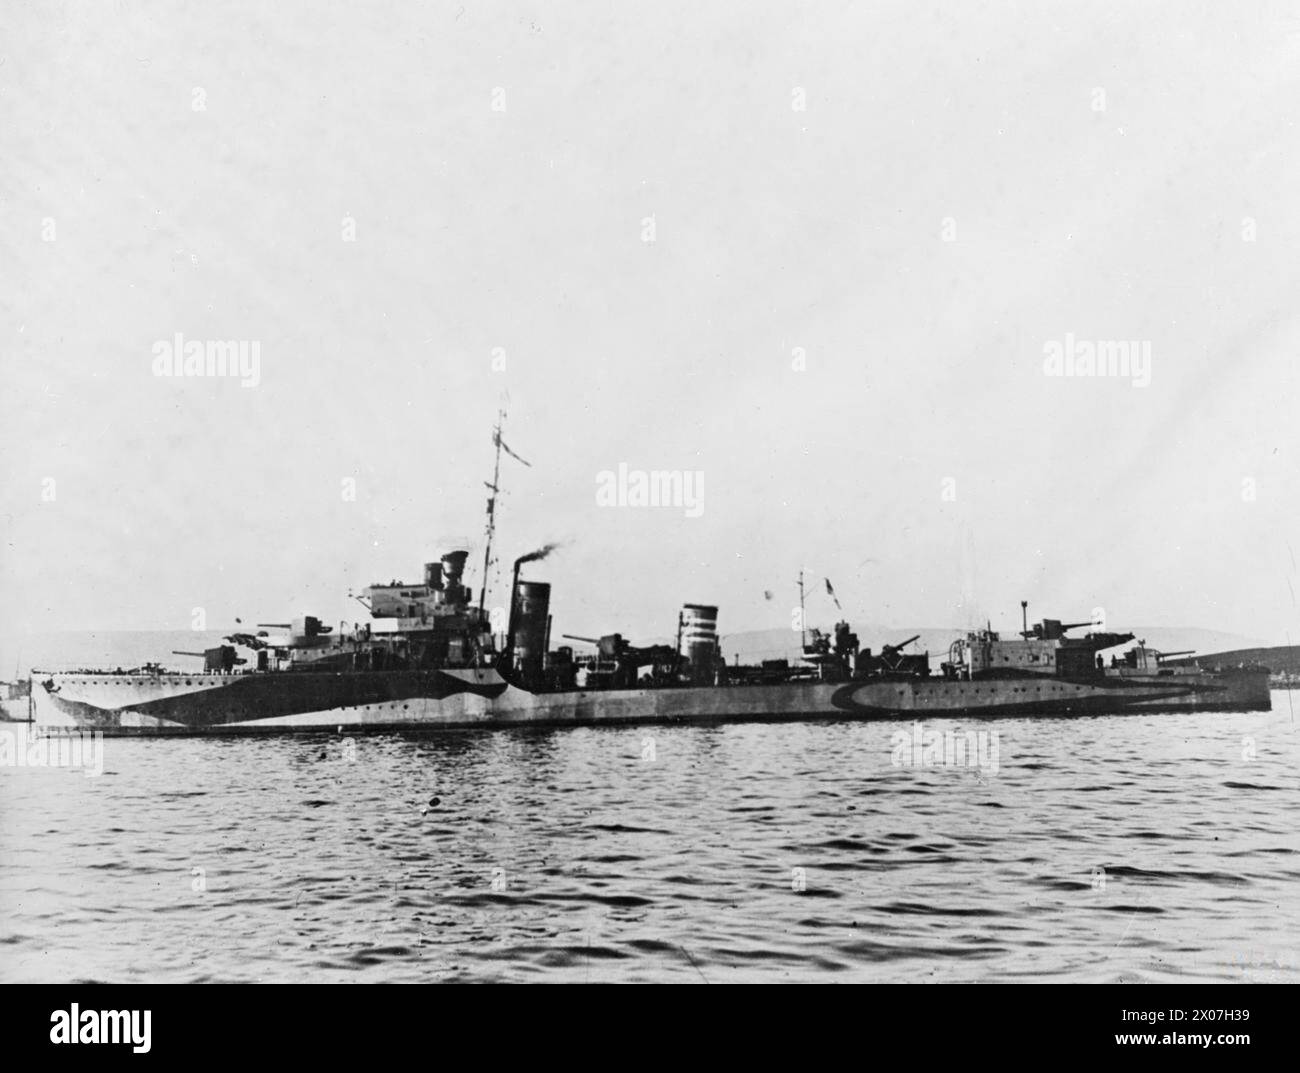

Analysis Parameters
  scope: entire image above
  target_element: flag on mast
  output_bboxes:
[825,578,842,611]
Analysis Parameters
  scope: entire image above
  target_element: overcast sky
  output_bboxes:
[3,1,1298,648]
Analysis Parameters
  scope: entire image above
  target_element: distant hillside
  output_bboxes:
[1165,645,1300,674]
[1110,627,1272,657]
[0,626,1281,679]
[0,631,238,677]
[720,627,959,666]
[719,626,1270,668]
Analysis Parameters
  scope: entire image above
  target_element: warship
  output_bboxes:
[33,416,1271,736]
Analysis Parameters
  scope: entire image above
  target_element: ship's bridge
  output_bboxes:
[367,550,475,622]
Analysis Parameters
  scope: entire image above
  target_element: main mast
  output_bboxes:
[798,568,807,649]
[479,408,506,612]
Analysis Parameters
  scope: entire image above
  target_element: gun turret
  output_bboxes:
[562,632,682,687]
[256,617,332,647]
[172,645,243,673]
[1032,618,1096,641]
[563,633,625,658]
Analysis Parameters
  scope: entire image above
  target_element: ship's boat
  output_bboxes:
[32,417,1272,735]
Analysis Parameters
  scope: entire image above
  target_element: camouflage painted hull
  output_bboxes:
[33,666,1272,736]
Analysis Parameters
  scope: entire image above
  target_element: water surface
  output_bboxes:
[2,699,1297,982]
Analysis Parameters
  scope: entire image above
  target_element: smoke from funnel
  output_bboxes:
[514,542,562,569]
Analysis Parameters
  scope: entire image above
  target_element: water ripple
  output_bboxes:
[2,701,1298,981]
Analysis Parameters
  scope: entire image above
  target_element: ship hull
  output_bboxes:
[33,666,1272,736]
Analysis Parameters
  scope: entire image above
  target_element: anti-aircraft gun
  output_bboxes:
[855,634,930,678]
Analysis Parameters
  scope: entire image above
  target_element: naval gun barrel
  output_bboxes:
[1060,621,1093,632]
[561,634,600,644]
[171,651,207,657]
[882,635,920,653]
[1157,649,1197,660]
